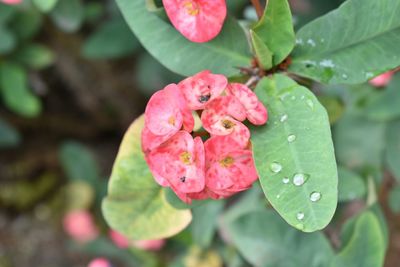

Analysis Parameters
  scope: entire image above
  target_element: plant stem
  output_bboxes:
[250,0,264,19]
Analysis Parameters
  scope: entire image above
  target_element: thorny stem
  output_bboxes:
[250,0,264,19]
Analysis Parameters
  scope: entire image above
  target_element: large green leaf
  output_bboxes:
[289,0,400,84]
[0,62,42,117]
[0,26,15,54]
[102,115,192,240]
[12,44,55,70]
[50,0,83,33]
[114,0,251,77]
[385,120,400,182]
[251,74,338,232]
[224,209,334,267]
[252,0,295,65]
[33,0,59,13]
[337,166,366,202]
[330,211,386,267]
[82,18,140,59]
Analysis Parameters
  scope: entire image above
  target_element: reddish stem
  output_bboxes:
[250,0,264,19]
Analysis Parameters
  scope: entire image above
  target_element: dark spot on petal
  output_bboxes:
[180,176,186,182]
[198,94,211,103]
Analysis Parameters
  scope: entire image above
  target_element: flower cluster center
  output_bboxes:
[183,1,200,16]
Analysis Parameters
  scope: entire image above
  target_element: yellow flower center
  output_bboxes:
[221,119,235,129]
[183,1,200,16]
[168,116,176,126]
[219,156,234,168]
[180,151,192,165]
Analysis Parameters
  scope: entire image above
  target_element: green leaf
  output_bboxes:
[59,141,100,185]
[251,74,338,232]
[365,74,400,121]
[102,115,192,240]
[12,44,55,69]
[385,120,400,182]
[334,112,386,169]
[82,18,140,59]
[50,0,83,32]
[331,211,386,267]
[289,0,400,84]
[250,30,273,70]
[0,118,21,148]
[337,166,366,202]
[252,0,295,65]
[10,9,42,41]
[0,26,16,54]
[0,62,42,117]
[0,3,15,25]
[224,209,334,267]
[317,95,344,125]
[388,185,400,213]
[191,200,224,248]
[114,0,251,77]
[33,0,59,13]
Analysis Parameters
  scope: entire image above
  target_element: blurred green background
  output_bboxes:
[0,0,399,266]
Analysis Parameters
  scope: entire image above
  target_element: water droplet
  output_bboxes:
[282,177,290,184]
[307,39,316,47]
[306,99,314,110]
[276,194,281,199]
[319,59,335,68]
[320,38,325,43]
[287,134,296,143]
[342,74,348,80]
[280,114,288,122]
[291,95,296,100]
[296,39,304,45]
[295,223,304,230]
[297,212,305,220]
[365,72,374,79]
[300,95,305,100]
[270,162,282,173]
[310,191,321,202]
[293,173,308,186]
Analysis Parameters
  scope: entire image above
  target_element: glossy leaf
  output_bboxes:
[386,120,400,182]
[337,166,366,202]
[331,212,385,267]
[114,0,251,76]
[12,44,55,69]
[252,0,295,65]
[251,74,338,232]
[33,0,59,13]
[0,62,42,117]
[50,0,83,32]
[250,30,272,70]
[223,209,334,267]
[290,0,400,84]
[82,18,140,59]
[102,115,192,240]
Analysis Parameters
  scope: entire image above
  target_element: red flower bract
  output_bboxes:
[162,0,227,43]
[142,70,268,203]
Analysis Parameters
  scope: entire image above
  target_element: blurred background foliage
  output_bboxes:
[0,0,399,266]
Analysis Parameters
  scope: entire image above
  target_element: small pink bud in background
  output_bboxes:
[132,239,166,251]
[63,210,99,243]
[109,230,130,249]
[369,71,394,87]
[88,258,112,267]
[1,0,22,5]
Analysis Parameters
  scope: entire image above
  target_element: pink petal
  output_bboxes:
[164,83,194,132]
[179,70,228,110]
[162,0,227,43]
[147,131,205,193]
[132,239,166,251]
[1,0,22,4]
[141,125,175,153]
[63,210,99,243]
[145,85,183,136]
[227,83,268,125]
[369,71,394,87]
[109,230,131,248]
[88,258,111,267]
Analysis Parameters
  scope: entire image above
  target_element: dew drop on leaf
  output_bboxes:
[306,99,314,110]
[270,162,282,173]
[282,177,290,184]
[280,114,288,122]
[293,173,308,186]
[310,191,321,202]
[287,134,296,143]
[297,212,305,220]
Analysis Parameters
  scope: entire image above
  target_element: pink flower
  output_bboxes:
[203,135,258,198]
[178,70,227,110]
[63,210,99,243]
[88,258,111,267]
[109,230,130,249]
[132,239,166,251]
[162,0,227,43]
[201,95,250,148]
[226,83,268,125]
[146,131,205,194]
[1,0,22,5]
[369,71,394,87]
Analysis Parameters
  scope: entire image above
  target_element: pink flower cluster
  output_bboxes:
[1,0,22,5]
[142,70,268,203]
[162,0,227,43]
